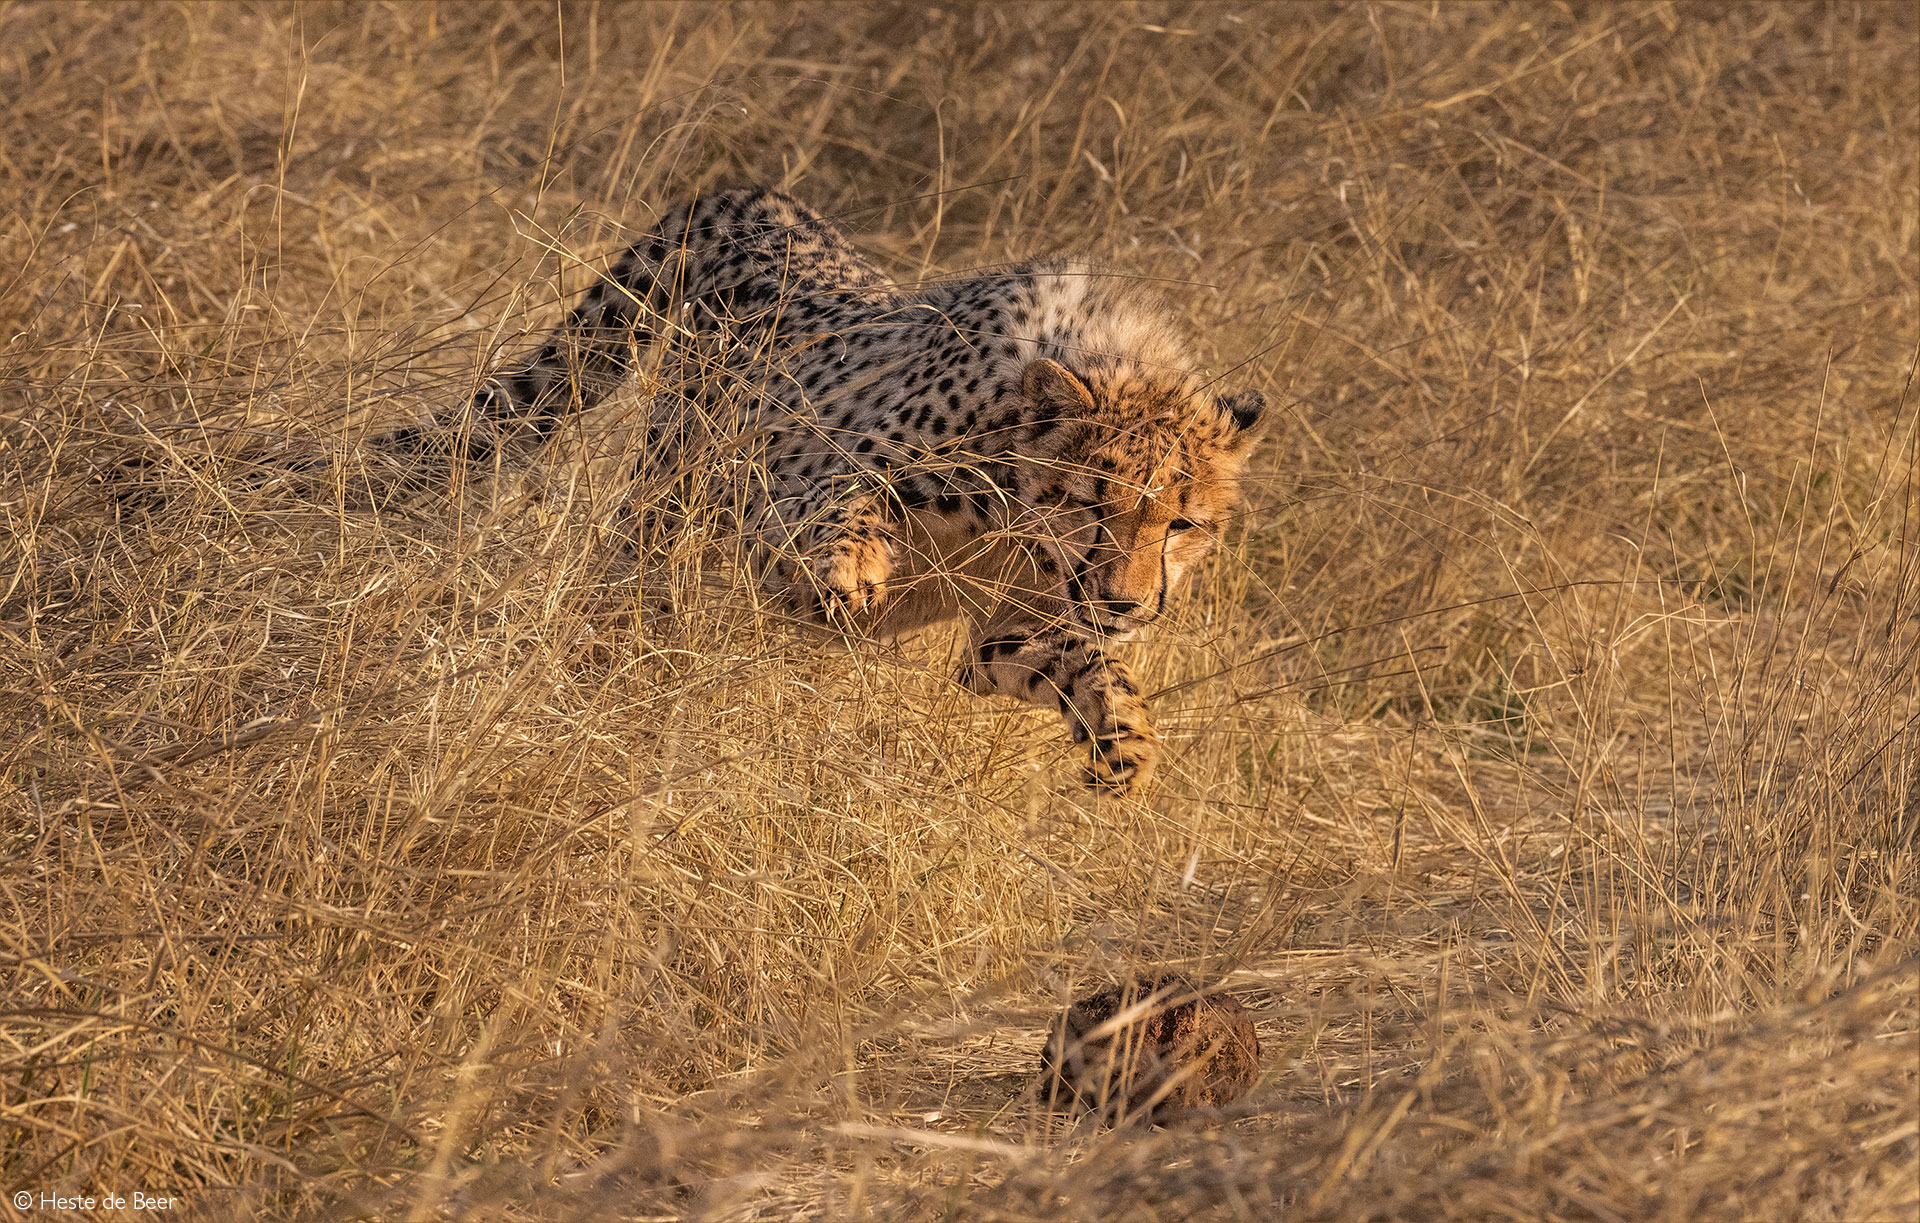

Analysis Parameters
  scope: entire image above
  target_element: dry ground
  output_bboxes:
[3,3,1917,1220]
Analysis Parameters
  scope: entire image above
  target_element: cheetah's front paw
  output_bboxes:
[1081,722,1161,794]
[787,533,897,622]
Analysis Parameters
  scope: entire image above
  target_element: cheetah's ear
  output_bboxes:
[1016,358,1098,458]
[1221,389,1266,433]
[1219,389,1267,447]
[1021,358,1097,418]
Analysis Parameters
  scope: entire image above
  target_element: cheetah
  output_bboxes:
[378,187,1267,793]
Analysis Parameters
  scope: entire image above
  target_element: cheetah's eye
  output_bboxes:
[1168,518,1203,534]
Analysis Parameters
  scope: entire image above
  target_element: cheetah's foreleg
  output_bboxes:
[961,620,1162,793]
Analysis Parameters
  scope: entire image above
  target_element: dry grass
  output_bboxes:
[3,3,1916,1220]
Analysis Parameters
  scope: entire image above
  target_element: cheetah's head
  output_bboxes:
[1014,358,1267,638]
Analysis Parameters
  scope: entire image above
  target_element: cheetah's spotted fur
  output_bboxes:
[382,187,1268,793]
